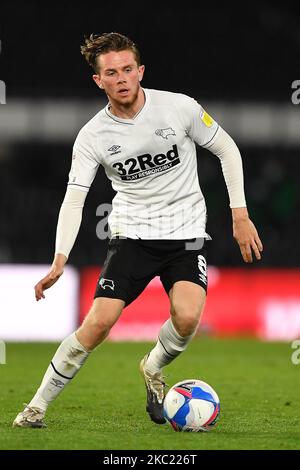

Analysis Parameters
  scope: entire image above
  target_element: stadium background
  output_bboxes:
[0,1,299,342]
[1,1,300,453]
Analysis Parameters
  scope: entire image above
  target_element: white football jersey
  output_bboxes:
[68,88,220,239]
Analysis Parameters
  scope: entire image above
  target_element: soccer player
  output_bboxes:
[13,32,263,428]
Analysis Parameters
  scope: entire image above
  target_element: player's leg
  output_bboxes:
[13,237,153,428]
[147,281,206,371]
[76,297,125,350]
[140,282,206,424]
[140,238,208,424]
[13,297,124,428]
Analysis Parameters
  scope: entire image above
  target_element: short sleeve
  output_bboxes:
[176,94,220,148]
[68,128,100,192]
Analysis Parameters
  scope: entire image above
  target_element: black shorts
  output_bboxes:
[94,238,209,307]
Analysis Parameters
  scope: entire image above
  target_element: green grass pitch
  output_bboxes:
[1,338,300,450]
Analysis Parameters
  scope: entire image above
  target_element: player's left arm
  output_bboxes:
[176,95,263,262]
[206,127,263,263]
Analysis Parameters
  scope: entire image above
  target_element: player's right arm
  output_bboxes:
[34,188,87,300]
[34,126,100,301]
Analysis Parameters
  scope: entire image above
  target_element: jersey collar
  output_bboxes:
[105,88,149,125]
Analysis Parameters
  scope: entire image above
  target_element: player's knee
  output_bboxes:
[171,305,201,336]
[81,311,114,340]
[90,316,114,337]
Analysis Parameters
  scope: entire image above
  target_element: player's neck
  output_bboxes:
[109,87,145,120]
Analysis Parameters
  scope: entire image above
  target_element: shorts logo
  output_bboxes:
[155,127,176,139]
[99,278,115,290]
[112,144,180,181]
[197,255,207,285]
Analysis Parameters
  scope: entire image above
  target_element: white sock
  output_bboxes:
[28,332,90,412]
[145,319,196,374]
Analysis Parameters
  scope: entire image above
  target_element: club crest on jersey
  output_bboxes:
[108,145,121,155]
[155,127,176,139]
[112,144,180,181]
[99,278,115,290]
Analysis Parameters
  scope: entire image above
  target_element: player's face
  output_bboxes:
[93,50,144,107]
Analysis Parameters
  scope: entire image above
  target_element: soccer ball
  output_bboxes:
[163,379,220,432]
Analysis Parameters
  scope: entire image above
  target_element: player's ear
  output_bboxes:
[138,65,145,82]
[93,74,103,89]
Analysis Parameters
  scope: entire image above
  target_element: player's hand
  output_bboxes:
[232,214,263,263]
[34,265,64,301]
[233,218,263,263]
[34,256,66,301]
